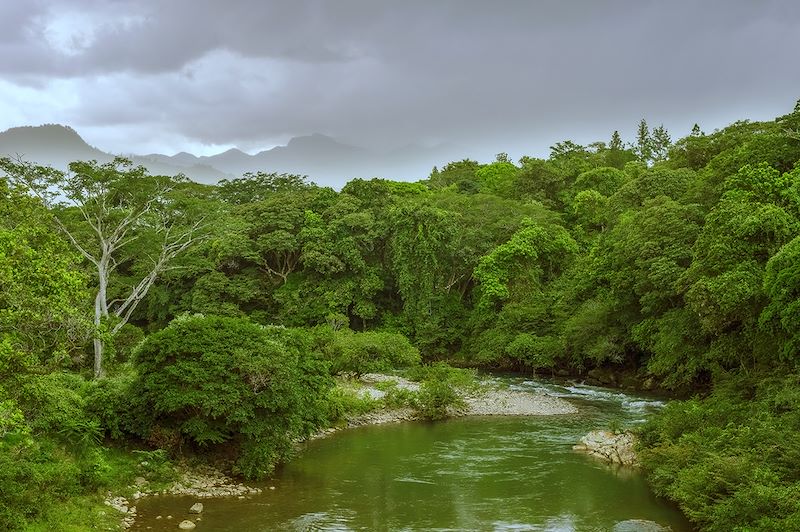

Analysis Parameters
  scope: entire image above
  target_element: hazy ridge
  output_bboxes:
[0,125,460,187]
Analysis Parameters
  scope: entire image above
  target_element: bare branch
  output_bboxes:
[110,219,207,331]
[52,216,99,266]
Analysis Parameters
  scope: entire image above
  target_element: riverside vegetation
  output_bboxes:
[1,102,799,530]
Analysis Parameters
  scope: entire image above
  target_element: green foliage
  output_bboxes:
[130,314,333,478]
[323,384,381,424]
[0,366,162,530]
[3,102,800,531]
[761,235,800,359]
[476,161,518,196]
[640,373,800,531]
[0,178,89,364]
[573,167,628,197]
[427,159,480,190]
[410,363,473,420]
[474,219,577,309]
[505,333,558,370]
[316,328,421,376]
[218,171,312,204]
[374,380,418,408]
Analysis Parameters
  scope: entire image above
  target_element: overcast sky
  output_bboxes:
[1,0,799,159]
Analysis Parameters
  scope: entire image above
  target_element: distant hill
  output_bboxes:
[0,124,462,187]
[0,124,230,183]
[0,124,107,166]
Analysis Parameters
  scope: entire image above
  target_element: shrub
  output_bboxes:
[130,314,333,479]
[411,363,472,420]
[374,380,417,409]
[0,362,139,530]
[316,328,421,376]
[639,372,800,531]
[323,385,380,424]
[83,371,136,440]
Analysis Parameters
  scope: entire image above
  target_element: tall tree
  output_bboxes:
[605,130,626,169]
[651,124,672,163]
[0,157,206,377]
[636,119,653,164]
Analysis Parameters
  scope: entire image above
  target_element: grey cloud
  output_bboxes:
[1,0,800,159]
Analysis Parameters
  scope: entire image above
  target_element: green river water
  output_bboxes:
[132,377,692,531]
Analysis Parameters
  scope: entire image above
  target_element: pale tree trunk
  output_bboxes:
[59,207,203,379]
[93,256,110,378]
[90,223,203,378]
[93,337,105,379]
[1,158,205,379]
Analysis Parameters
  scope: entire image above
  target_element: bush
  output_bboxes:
[373,380,417,409]
[410,363,472,420]
[83,371,136,440]
[316,328,421,376]
[639,372,800,531]
[323,385,380,424]
[130,314,333,479]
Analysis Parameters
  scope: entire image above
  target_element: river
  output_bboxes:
[132,377,691,531]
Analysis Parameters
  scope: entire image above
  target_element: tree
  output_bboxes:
[605,130,634,169]
[495,152,511,163]
[217,171,311,204]
[476,161,518,196]
[0,178,89,364]
[651,124,672,163]
[0,157,206,378]
[761,234,800,360]
[427,159,480,190]
[636,119,653,164]
[390,202,457,313]
[474,219,577,309]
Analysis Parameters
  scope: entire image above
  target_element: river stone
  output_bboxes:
[573,430,638,466]
[613,519,671,531]
[178,520,196,530]
[189,502,204,514]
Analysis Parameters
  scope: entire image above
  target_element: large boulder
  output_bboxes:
[574,430,638,466]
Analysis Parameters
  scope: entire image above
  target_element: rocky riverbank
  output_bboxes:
[115,373,580,529]
[573,429,639,466]
[106,465,264,529]
[309,373,578,440]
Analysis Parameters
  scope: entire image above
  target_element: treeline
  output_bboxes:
[1,103,799,530]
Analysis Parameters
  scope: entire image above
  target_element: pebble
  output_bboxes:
[178,520,196,530]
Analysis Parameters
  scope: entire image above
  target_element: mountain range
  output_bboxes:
[0,125,461,187]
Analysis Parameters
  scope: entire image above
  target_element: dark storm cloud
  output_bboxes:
[1,0,799,155]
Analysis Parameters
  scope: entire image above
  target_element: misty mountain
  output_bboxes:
[1,125,462,187]
[0,125,230,183]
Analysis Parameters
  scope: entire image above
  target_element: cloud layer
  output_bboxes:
[1,0,799,158]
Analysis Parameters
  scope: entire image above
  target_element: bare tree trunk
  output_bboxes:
[93,255,110,378]
[0,158,204,379]
[93,336,105,378]
[93,288,105,378]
